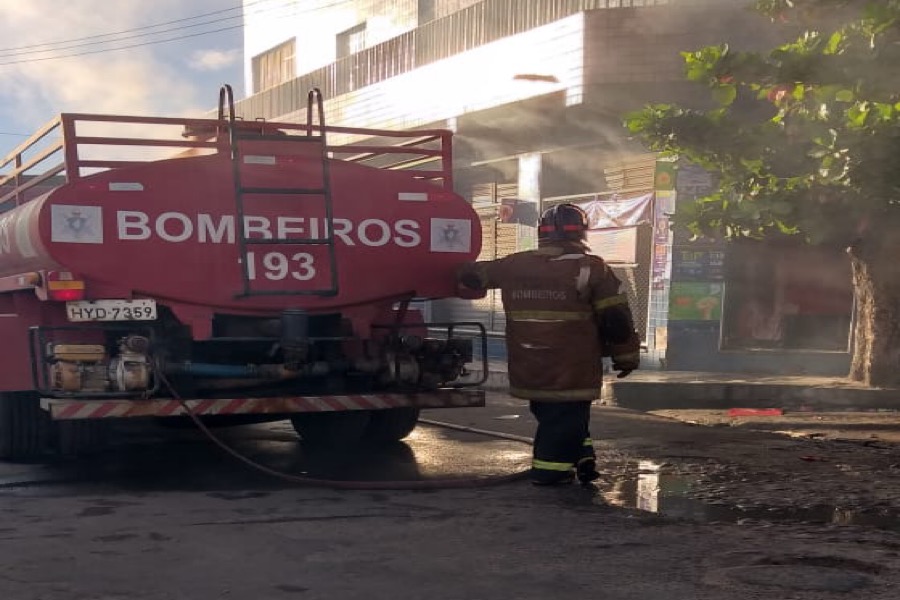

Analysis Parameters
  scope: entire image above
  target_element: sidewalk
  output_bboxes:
[465,363,900,412]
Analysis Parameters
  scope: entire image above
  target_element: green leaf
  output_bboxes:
[824,31,844,54]
[847,104,870,127]
[712,84,738,106]
[835,89,855,102]
[775,220,799,235]
[873,103,895,122]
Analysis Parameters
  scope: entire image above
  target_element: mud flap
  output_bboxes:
[0,393,52,460]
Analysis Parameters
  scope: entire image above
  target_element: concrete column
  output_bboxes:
[515,152,542,250]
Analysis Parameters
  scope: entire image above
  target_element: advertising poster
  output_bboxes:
[669,282,724,320]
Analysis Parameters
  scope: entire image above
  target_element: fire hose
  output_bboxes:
[159,372,533,490]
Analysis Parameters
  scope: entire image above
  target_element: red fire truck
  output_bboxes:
[0,85,486,459]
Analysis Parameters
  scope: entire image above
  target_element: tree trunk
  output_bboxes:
[848,226,900,386]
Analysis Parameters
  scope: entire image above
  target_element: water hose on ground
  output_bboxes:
[160,373,532,490]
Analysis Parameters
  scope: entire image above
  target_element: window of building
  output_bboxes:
[251,39,296,93]
[720,240,854,351]
[418,0,435,24]
[337,22,367,59]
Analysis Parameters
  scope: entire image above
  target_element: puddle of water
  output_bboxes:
[599,460,900,530]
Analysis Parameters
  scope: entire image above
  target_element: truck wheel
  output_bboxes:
[364,407,420,444]
[290,411,371,450]
[0,393,51,461]
[57,420,109,457]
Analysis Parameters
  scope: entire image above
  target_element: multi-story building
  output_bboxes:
[235,0,854,376]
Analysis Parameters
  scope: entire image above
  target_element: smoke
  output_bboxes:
[0,0,242,154]
[189,49,242,71]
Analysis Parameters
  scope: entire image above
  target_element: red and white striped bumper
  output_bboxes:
[40,389,486,421]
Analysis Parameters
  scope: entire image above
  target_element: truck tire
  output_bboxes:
[290,410,371,450]
[0,393,51,461]
[364,407,420,444]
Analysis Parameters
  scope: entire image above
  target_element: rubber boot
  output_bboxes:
[576,457,600,484]
[530,468,575,486]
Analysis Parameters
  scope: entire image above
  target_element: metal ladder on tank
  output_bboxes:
[218,84,339,297]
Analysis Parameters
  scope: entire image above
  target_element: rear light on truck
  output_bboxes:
[48,285,85,302]
[45,272,85,302]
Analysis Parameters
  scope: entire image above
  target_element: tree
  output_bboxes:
[625,0,900,386]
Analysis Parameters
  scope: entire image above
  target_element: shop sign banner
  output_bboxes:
[587,226,637,264]
[578,193,653,229]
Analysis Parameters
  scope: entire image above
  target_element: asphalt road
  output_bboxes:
[2,393,900,599]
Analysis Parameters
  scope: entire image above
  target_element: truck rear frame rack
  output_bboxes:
[0,86,454,211]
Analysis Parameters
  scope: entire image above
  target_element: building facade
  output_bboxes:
[235,0,854,375]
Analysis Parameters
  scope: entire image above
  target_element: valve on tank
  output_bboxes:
[416,338,473,388]
[360,333,474,390]
[107,335,152,392]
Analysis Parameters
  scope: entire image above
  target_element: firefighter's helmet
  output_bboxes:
[538,203,588,242]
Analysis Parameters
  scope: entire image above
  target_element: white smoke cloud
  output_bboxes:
[189,49,242,71]
[0,0,243,154]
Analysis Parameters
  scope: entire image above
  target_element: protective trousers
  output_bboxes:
[529,400,596,484]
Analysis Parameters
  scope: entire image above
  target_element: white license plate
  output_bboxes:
[66,299,157,322]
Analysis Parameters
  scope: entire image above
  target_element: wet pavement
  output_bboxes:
[4,393,900,598]
[597,458,900,530]
[0,419,531,492]
[5,396,900,530]
[433,394,900,529]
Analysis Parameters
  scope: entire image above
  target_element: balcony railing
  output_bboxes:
[235,0,677,120]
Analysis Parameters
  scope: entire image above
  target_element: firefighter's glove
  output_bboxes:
[456,263,489,299]
[458,271,484,291]
[608,330,640,378]
[612,354,639,378]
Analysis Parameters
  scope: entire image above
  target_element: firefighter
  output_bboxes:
[458,203,640,485]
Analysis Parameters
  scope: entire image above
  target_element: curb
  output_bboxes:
[465,369,900,412]
[603,379,900,412]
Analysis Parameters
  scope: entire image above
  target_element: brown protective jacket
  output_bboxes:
[458,241,640,401]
